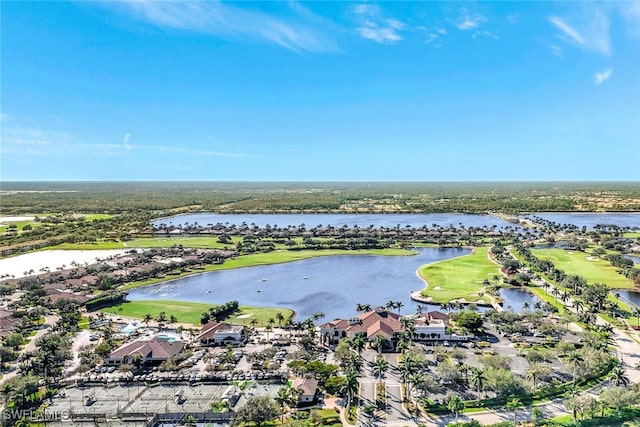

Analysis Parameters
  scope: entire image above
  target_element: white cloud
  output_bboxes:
[352,4,405,44]
[0,113,14,122]
[549,10,611,56]
[617,0,640,37]
[123,133,132,151]
[550,44,563,57]
[109,1,336,53]
[455,13,487,31]
[0,121,245,159]
[593,68,613,85]
[506,14,519,24]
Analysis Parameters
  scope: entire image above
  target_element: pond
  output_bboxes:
[127,247,474,320]
[624,255,640,265]
[499,288,543,312]
[616,290,640,308]
[152,213,512,229]
[527,213,640,229]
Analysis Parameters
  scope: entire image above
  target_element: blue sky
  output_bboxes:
[1,1,639,181]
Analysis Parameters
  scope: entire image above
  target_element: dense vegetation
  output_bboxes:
[2,181,640,214]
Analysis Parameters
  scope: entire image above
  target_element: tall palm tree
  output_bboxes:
[372,334,386,355]
[346,353,363,375]
[447,394,464,420]
[395,301,404,314]
[274,387,290,423]
[249,317,258,329]
[470,367,486,398]
[341,371,359,411]
[275,312,284,327]
[372,357,389,385]
[566,351,584,391]
[408,373,424,402]
[143,313,152,327]
[351,333,366,358]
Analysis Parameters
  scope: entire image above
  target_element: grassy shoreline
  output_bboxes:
[101,300,295,326]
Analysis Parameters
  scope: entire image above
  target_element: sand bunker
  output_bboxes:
[236,314,253,319]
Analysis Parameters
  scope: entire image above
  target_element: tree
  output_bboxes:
[506,397,523,425]
[143,313,152,327]
[233,396,280,426]
[453,310,483,332]
[275,312,284,327]
[610,366,629,387]
[447,394,464,420]
[340,371,359,410]
[565,351,584,390]
[372,334,386,355]
[372,357,389,385]
[351,333,366,358]
[470,367,486,397]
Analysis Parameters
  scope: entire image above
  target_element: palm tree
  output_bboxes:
[408,373,424,402]
[566,351,584,391]
[169,315,178,329]
[506,397,523,425]
[470,367,486,398]
[346,353,363,375]
[395,334,410,355]
[372,357,389,385]
[351,333,366,358]
[249,317,258,329]
[341,371,359,411]
[275,312,284,327]
[143,313,152,327]
[610,366,629,386]
[415,304,423,315]
[447,394,464,420]
[395,301,404,314]
[634,307,640,329]
[372,334,386,355]
[311,312,325,323]
[386,300,395,311]
[526,365,543,392]
[274,387,290,422]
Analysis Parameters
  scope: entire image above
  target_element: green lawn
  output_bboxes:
[101,300,295,326]
[532,248,634,289]
[623,232,640,239]
[418,247,499,304]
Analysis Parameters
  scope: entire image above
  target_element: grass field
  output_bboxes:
[418,247,498,304]
[101,300,294,326]
[120,248,415,290]
[532,248,634,289]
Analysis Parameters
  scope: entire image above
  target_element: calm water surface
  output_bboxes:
[128,248,538,320]
[128,248,472,320]
[499,288,542,311]
[528,213,640,229]
[152,213,511,229]
[617,290,640,308]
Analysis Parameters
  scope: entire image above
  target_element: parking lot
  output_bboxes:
[47,382,284,419]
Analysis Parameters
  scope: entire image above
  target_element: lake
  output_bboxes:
[528,213,640,229]
[616,290,640,308]
[152,213,512,229]
[127,247,471,320]
[127,247,539,320]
